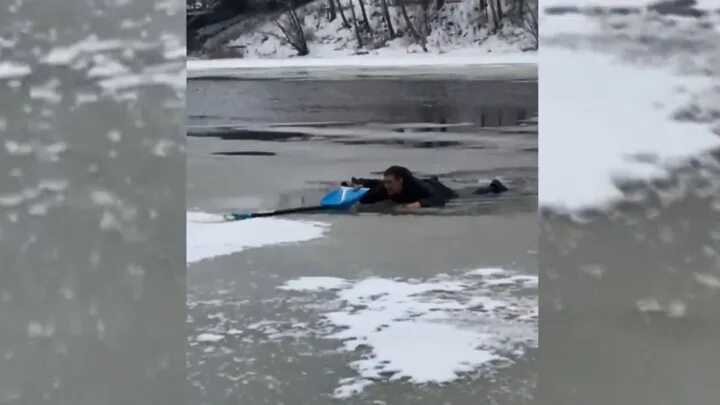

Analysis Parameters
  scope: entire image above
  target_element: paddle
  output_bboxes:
[223,186,370,222]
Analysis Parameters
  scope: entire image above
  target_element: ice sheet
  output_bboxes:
[279,268,538,397]
[186,211,329,264]
[539,7,720,211]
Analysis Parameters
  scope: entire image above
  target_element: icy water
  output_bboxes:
[540,152,720,405]
[0,1,185,405]
[187,73,538,404]
[539,2,720,405]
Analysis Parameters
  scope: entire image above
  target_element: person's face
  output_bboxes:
[383,174,403,196]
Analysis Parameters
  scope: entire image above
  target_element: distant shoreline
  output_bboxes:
[187,51,538,80]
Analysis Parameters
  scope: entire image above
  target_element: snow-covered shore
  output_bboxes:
[187,48,537,79]
[192,0,537,64]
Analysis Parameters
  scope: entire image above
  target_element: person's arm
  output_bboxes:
[404,197,444,209]
[359,185,388,204]
[351,177,382,189]
[403,179,445,208]
[416,195,446,208]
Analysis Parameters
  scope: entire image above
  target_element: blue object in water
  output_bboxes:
[224,212,253,221]
[320,186,369,209]
[222,187,369,222]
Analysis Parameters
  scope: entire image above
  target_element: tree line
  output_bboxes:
[275,0,538,56]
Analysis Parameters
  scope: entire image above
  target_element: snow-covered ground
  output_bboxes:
[188,48,535,70]
[186,51,537,79]
[278,269,537,398]
[544,0,718,7]
[186,211,329,263]
[539,0,720,211]
[192,0,537,65]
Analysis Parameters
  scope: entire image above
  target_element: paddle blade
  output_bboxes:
[320,186,369,209]
[224,213,253,222]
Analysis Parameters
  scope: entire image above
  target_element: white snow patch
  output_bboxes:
[542,0,656,6]
[279,268,537,397]
[30,81,62,104]
[485,274,538,287]
[0,62,31,79]
[542,0,718,8]
[694,272,720,289]
[465,267,507,277]
[186,211,225,223]
[277,276,351,292]
[540,12,600,36]
[188,51,535,72]
[186,211,329,264]
[196,333,225,343]
[42,36,126,65]
[332,378,374,399]
[87,57,129,78]
[695,0,720,10]
[539,17,720,211]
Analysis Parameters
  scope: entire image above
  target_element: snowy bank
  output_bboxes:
[187,50,537,79]
[194,0,538,64]
[188,49,536,70]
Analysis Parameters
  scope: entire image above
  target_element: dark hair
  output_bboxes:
[383,165,411,179]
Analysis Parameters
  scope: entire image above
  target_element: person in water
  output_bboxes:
[346,165,508,209]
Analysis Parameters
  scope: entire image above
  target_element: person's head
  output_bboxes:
[382,166,411,196]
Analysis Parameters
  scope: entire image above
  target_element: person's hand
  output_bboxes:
[342,177,362,187]
[404,202,422,209]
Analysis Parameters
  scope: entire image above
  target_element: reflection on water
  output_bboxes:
[187,78,537,130]
[0,1,185,405]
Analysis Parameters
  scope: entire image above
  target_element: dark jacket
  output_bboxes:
[354,174,459,208]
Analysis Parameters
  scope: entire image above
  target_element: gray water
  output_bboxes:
[187,75,538,404]
[539,3,720,405]
[0,2,185,405]
[539,152,720,405]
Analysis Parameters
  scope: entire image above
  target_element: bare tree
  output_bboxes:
[357,0,372,32]
[517,0,525,21]
[275,2,309,56]
[522,1,538,49]
[398,0,428,52]
[380,0,396,38]
[328,0,336,21]
[420,0,431,38]
[348,0,364,47]
[487,0,500,32]
[335,0,351,28]
[479,0,488,23]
